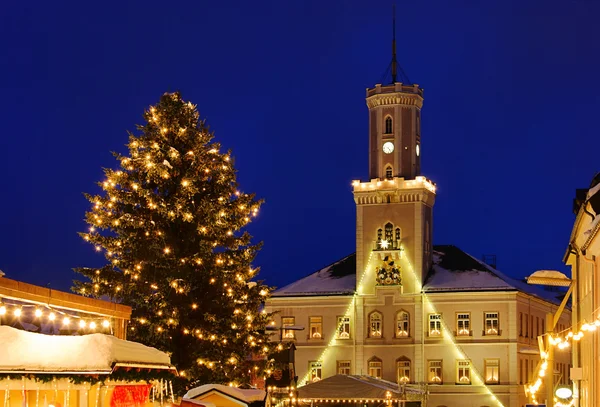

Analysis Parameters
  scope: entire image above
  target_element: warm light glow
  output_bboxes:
[14,308,22,317]
[89,321,97,329]
[63,317,70,325]
[34,308,43,318]
[79,320,86,328]
[48,312,56,321]
[0,306,6,315]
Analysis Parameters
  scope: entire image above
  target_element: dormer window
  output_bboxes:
[385,116,393,134]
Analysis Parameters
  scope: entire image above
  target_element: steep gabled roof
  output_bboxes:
[272,254,356,297]
[272,246,565,305]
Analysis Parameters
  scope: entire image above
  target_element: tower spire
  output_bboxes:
[391,4,397,83]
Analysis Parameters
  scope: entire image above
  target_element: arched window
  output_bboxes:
[385,166,393,180]
[396,311,409,337]
[368,357,382,378]
[397,357,411,384]
[395,228,401,242]
[385,116,393,134]
[385,223,394,241]
[369,311,382,338]
[377,228,382,242]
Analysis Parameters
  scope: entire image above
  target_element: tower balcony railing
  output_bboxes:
[373,239,402,251]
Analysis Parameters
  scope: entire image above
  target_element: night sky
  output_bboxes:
[1,1,598,292]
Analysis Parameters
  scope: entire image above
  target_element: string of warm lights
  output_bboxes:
[524,308,600,406]
[0,301,113,331]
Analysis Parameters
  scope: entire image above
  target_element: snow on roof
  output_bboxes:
[184,384,265,403]
[424,245,565,305]
[272,254,356,297]
[0,325,172,374]
[271,245,564,305]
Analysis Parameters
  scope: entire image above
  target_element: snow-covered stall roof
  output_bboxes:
[297,375,423,400]
[184,384,265,403]
[272,254,356,297]
[0,325,173,374]
[423,245,565,305]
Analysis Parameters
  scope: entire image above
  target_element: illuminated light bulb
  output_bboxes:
[0,306,6,315]
[89,322,97,330]
[35,309,43,318]
[182,180,189,187]
[14,308,22,317]
[582,323,590,331]
[48,312,56,321]
[61,317,70,326]
[79,320,86,328]
[95,246,101,252]
[157,327,163,332]
[102,320,110,328]
[164,247,171,254]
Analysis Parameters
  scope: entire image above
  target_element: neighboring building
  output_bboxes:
[265,79,571,407]
[564,173,600,407]
[0,275,131,338]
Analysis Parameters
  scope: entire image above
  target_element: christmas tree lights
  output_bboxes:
[74,92,274,388]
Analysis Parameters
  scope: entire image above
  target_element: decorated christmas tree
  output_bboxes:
[74,92,273,388]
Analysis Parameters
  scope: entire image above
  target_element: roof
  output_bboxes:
[272,245,565,305]
[184,384,266,403]
[272,254,356,297]
[297,375,423,400]
[0,325,173,374]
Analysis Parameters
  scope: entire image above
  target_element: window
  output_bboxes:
[429,314,442,337]
[385,223,394,241]
[369,312,382,338]
[457,360,471,384]
[519,312,523,336]
[485,359,499,384]
[309,361,322,382]
[530,315,534,338]
[397,358,411,383]
[457,313,470,336]
[395,228,401,242]
[428,360,442,384]
[377,228,383,243]
[337,360,351,375]
[485,312,499,335]
[542,319,545,335]
[385,166,393,180]
[337,316,351,339]
[535,316,539,338]
[396,311,409,337]
[368,357,382,379]
[524,313,528,337]
[282,317,295,339]
[385,116,393,134]
[309,316,322,339]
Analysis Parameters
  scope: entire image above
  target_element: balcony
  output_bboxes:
[373,239,402,251]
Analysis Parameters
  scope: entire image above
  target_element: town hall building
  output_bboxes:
[264,68,571,406]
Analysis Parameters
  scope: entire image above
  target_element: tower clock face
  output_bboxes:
[382,142,394,154]
[416,144,420,157]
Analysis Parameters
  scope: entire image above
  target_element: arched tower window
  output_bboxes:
[395,228,401,242]
[385,223,394,242]
[385,166,393,180]
[396,311,409,337]
[369,311,383,338]
[377,228,382,243]
[385,116,393,134]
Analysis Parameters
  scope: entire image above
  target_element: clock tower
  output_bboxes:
[352,25,435,295]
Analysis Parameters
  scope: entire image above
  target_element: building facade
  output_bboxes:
[564,174,600,407]
[265,81,571,407]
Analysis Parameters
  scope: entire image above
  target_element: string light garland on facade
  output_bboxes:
[0,301,113,331]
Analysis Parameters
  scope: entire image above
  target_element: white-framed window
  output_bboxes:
[337,360,351,375]
[369,311,382,338]
[428,360,442,384]
[485,359,499,384]
[309,316,322,339]
[368,357,382,379]
[485,312,499,335]
[309,361,322,382]
[429,314,442,337]
[397,358,411,384]
[337,316,351,339]
[457,360,471,384]
[396,311,409,337]
[282,317,295,339]
[457,313,470,336]
[385,116,393,134]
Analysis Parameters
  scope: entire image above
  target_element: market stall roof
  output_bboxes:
[0,325,173,374]
[297,375,424,400]
[184,384,266,404]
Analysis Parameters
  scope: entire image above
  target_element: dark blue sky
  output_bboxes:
[1,0,598,292]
